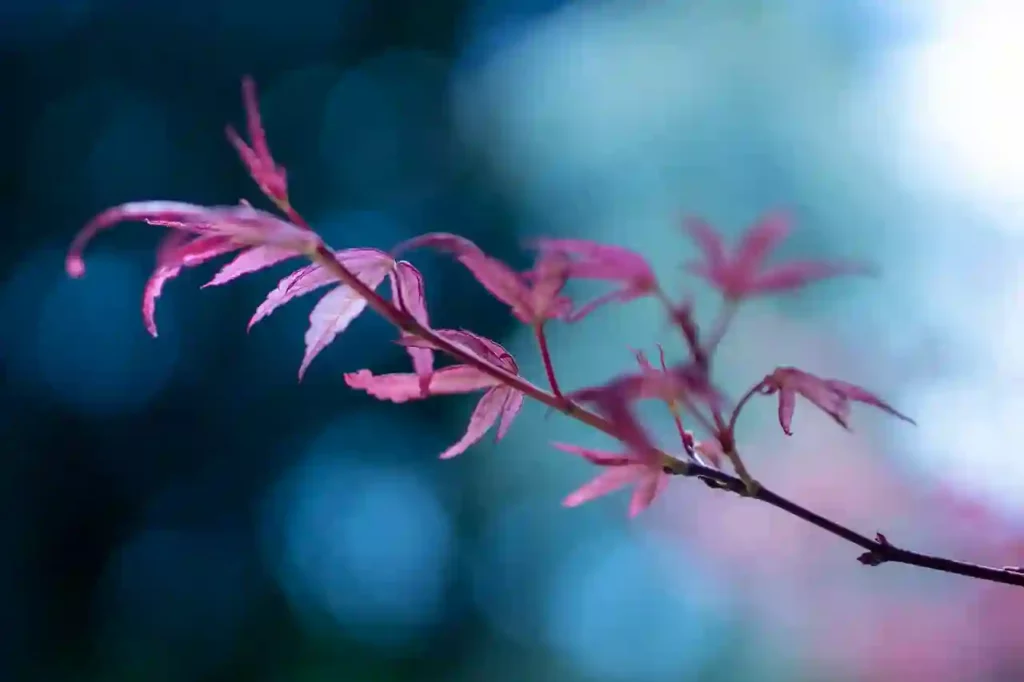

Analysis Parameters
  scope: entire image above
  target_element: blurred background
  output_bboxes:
[3,0,1024,680]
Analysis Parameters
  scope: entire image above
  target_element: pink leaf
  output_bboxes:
[555,439,671,517]
[153,230,194,265]
[158,235,238,268]
[825,378,915,423]
[572,359,720,417]
[249,264,333,329]
[397,232,532,313]
[534,238,654,282]
[439,386,510,459]
[400,329,518,374]
[563,465,648,509]
[760,367,915,436]
[394,231,483,258]
[551,442,633,467]
[777,385,797,435]
[67,201,203,277]
[495,388,524,440]
[345,355,522,459]
[571,384,660,464]
[628,470,669,518]
[249,248,393,330]
[753,260,873,294]
[140,235,240,336]
[732,211,790,276]
[226,77,289,204]
[564,289,632,323]
[141,265,181,338]
[140,234,241,338]
[390,261,429,323]
[523,252,573,321]
[66,200,321,280]
[141,236,238,337]
[396,231,573,324]
[298,257,393,378]
[344,366,498,403]
[389,261,433,392]
[533,238,657,320]
[204,245,298,288]
[682,217,727,272]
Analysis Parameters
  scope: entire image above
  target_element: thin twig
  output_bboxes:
[534,322,566,401]
[662,460,1024,587]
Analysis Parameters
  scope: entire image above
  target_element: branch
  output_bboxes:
[309,245,1024,589]
[661,459,1024,588]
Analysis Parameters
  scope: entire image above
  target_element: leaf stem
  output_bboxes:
[728,381,766,435]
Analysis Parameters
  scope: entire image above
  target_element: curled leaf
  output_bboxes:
[66,201,321,336]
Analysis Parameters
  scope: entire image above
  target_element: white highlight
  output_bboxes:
[900,1,1024,213]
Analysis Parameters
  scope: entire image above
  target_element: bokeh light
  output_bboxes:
[2,247,180,415]
[544,530,729,681]
[319,51,455,207]
[897,0,1024,215]
[85,93,173,208]
[470,499,579,645]
[264,416,455,647]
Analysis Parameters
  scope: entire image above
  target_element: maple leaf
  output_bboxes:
[226,76,289,209]
[759,367,916,436]
[683,211,869,300]
[247,248,398,378]
[556,367,726,516]
[394,232,572,324]
[553,442,670,518]
[570,379,662,466]
[532,238,658,321]
[629,346,711,403]
[571,357,720,414]
[345,330,524,459]
[65,200,322,336]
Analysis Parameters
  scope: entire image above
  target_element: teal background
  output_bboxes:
[3,1,1024,681]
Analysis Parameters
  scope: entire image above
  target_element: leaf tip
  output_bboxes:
[66,256,85,278]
